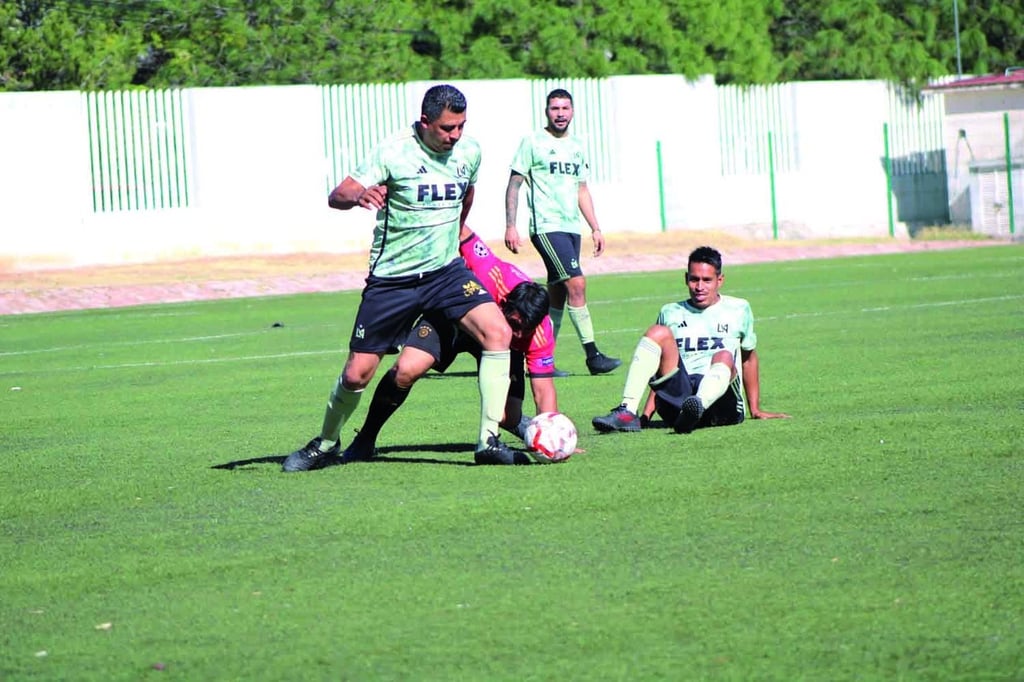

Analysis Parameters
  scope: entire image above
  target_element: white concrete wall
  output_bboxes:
[0,75,961,270]
[937,88,1024,225]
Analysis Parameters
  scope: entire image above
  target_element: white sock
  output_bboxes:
[621,336,661,414]
[696,362,733,406]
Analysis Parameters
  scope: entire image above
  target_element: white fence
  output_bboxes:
[0,75,949,270]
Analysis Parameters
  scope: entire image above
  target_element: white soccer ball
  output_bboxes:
[523,412,577,463]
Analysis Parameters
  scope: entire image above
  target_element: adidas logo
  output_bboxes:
[417,165,427,174]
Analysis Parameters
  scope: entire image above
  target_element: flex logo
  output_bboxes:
[682,337,725,351]
[548,161,581,176]
[417,182,468,201]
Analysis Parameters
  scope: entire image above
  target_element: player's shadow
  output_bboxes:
[211,442,478,470]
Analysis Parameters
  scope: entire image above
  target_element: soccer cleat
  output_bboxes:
[591,404,642,433]
[501,414,532,442]
[586,352,622,375]
[282,437,341,472]
[552,368,571,378]
[341,435,378,463]
[673,396,705,434]
[474,434,532,465]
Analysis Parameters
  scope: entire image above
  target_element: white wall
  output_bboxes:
[1,75,952,270]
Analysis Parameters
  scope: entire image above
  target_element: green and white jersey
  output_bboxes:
[350,124,480,277]
[657,294,757,405]
[509,128,590,237]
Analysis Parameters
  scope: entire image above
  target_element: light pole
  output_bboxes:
[953,0,963,77]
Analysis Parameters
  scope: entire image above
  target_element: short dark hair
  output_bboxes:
[502,281,550,333]
[546,88,573,105]
[421,84,467,122]
[688,246,723,274]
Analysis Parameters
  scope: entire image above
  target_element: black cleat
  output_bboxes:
[282,437,340,472]
[673,396,705,434]
[592,404,642,433]
[501,414,532,442]
[341,435,378,463]
[586,352,622,375]
[474,434,531,465]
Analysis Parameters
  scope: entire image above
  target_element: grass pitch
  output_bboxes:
[2,244,1022,680]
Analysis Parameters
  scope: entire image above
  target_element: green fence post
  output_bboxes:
[656,140,667,232]
[1004,113,1017,236]
[883,122,895,238]
[768,131,778,240]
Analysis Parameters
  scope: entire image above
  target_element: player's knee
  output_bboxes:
[341,355,379,390]
[394,359,431,388]
[711,350,735,368]
[646,324,673,343]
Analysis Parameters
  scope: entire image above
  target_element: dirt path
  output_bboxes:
[0,232,1010,315]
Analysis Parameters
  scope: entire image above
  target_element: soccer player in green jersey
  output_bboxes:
[592,246,789,434]
[504,88,621,376]
[283,84,518,471]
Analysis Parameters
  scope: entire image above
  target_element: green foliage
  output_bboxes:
[1,245,1023,679]
[1,0,1021,90]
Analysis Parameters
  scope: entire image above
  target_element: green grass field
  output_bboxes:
[2,245,1022,681]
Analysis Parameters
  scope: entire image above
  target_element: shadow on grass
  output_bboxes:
[211,441,480,470]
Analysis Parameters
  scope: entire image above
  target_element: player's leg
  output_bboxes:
[531,231,620,374]
[675,349,737,434]
[345,315,455,461]
[457,301,517,457]
[425,262,525,464]
[592,324,677,432]
[283,278,420,472]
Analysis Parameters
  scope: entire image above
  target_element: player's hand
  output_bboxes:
[592,229,605,257]
[751,409,791,420]
[504,226,521,253]
[358,184,387,210]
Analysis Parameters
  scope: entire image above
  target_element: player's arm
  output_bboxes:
[640,389,657,425]
[528,376,558,414]
[740,348,790,420]
[504,172,526,253]
[459,184,476,229]
[328,176,386,211]
[578,182,605,257]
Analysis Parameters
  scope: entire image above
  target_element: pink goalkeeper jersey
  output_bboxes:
[460,231,556,377]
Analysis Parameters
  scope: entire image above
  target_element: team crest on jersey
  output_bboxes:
[473,242,490,259]
[417,325,432,338]
[355,325,366,339]
[463,280,484,297]
[571,258,579,269]
[454,163,470,178]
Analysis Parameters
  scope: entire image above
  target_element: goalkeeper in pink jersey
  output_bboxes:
[342,226,560,465]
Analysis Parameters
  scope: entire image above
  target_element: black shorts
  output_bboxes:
[530,231,583,285]
[405,313,527,401]
[348,260,494,354]
[650,359,744,429]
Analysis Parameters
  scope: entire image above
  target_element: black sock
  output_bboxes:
[583,341,599,359]
[358,368,410,443]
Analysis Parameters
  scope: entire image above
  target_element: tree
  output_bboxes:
[1,0,1021,91]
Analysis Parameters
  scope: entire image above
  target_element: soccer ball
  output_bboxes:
[523,412,577,463]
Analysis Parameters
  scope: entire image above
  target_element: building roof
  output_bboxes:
[924,68,1024,92]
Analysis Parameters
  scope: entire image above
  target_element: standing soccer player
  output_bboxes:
[283,84,517,471]
[341,225,560,466]
[504,88,621,376]
[592,246,790,434]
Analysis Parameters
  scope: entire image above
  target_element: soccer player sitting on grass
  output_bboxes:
[592,246,790,434]
[340,225,560,465]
